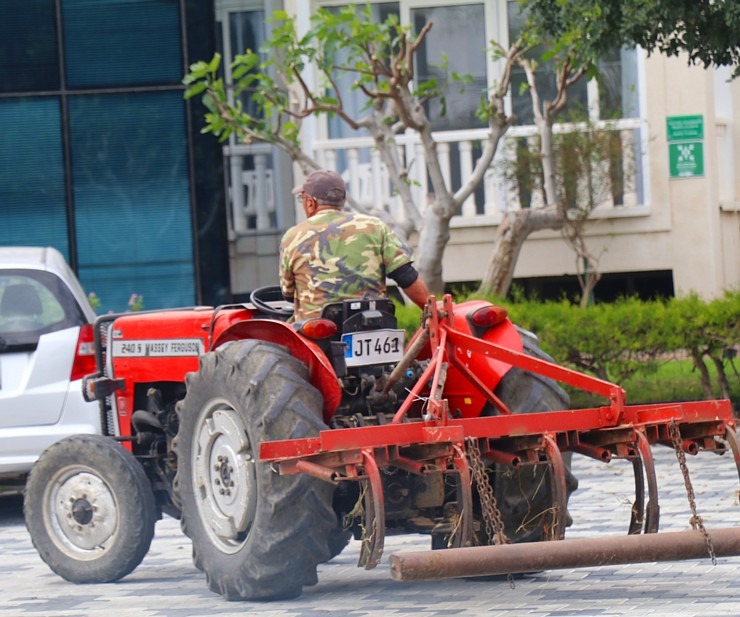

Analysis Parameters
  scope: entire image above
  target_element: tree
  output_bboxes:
[477,1,618,298]
[476,55,579,298]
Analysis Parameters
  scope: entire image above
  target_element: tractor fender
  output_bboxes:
[211,320,341,422]
[452,299,524,356]
[443,300,525,418]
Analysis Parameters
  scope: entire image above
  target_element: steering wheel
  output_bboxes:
[249,285,295,319]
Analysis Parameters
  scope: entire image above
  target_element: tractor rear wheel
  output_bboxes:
[487,333,578,544]
[24,434,157,583]
[173,340,337,601]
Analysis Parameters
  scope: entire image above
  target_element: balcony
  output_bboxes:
[222,118,648,239]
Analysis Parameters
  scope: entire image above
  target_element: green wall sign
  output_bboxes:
[669,141,704,178]
[666,115,704,141]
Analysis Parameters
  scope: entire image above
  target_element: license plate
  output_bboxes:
[342,329,405,367]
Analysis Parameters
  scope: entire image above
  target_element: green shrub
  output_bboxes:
[394,302,424,338]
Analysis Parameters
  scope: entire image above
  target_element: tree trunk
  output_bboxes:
[690,349,715,400]
[709,354,732,401]
[578,271,601,309]
[478,207,563,297]
[415,207,452,295]
[538,116,559,207]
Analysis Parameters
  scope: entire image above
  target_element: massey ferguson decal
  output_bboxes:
[112,339,204,357]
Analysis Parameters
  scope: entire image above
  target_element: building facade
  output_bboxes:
[2,1,737,312]
[224,0,739,301]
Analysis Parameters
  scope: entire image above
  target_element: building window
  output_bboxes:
[216,0,288,234]
[411,4,487,132]
[0,0,60,93]
[225,8,266,116]
[0,0,199,313]
[507,0,638,124]
[314,1,639,130]
[325,3,400,141]
[0,98,69,255]
[62,0,183,88]
[70,91,194,312]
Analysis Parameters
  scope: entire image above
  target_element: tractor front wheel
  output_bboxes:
[24,434,157,583]
[173,340,337,601]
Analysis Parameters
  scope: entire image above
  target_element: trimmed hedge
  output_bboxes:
[395,291,740,407]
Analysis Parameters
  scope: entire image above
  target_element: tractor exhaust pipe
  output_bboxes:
[390,528,740,582]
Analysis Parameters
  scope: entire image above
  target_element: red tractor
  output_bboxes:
[24,289,739,600]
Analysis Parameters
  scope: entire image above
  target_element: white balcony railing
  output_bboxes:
[312,119,646,228]
[224,119,647,236]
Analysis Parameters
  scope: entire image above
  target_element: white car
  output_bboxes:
[0,247,100,495]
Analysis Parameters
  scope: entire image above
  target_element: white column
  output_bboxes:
[230,153,247,234]
[348,148,361,202]
[254,154,269,230]
[370,149,384,212]
[459,140,476,217]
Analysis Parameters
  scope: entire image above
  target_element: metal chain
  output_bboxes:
[466,437,509,545]
[668,421,716,565]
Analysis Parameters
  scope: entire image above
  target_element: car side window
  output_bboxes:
[0,271,85,349]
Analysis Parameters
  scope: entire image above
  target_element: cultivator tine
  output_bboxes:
[357,450,386,570]
[628,457,646,535]
[543,435,567,541]
[635,430,660,533]
[448,444,474,548]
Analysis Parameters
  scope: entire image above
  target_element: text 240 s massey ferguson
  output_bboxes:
[24,287,740,600]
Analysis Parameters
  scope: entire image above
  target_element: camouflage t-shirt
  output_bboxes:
[279,209,412,320]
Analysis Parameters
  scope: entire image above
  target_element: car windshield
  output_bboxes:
[0,270,86,351]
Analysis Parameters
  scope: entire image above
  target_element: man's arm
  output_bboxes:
[388,262,430,309]
[401,275,431,309]
[381,223,430,309]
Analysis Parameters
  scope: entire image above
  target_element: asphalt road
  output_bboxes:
[1,446,738,617]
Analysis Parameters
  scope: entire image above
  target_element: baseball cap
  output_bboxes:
[292,170,346,207]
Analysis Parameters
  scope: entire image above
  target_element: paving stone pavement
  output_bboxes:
[1,445,738,617]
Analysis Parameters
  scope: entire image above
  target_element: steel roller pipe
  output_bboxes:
[389,528,740,582]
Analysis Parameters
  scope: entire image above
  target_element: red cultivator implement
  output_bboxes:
[261,295,740,581]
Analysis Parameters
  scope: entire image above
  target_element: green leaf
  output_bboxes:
[183,81,207,100]
[439,96,447,117]
[202,93,217,113]
[207,53,222,73]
